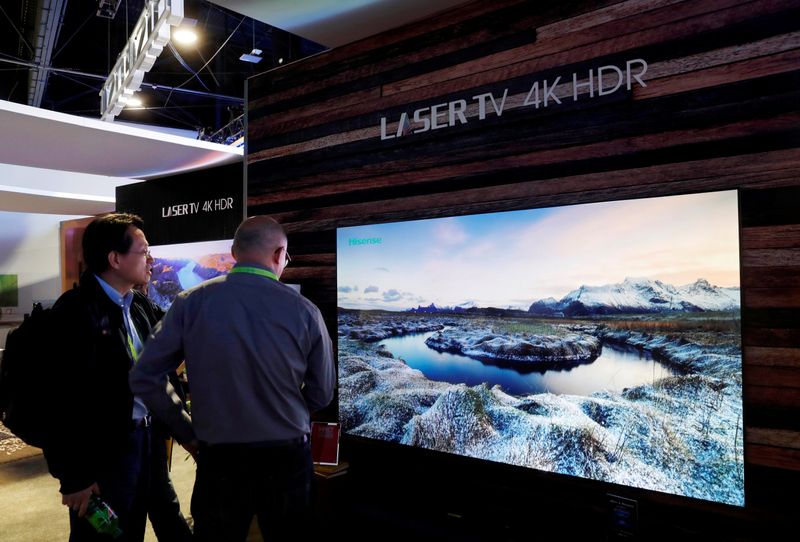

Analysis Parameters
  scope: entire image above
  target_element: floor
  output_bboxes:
[0,445,199,541]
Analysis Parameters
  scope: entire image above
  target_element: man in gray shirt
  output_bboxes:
[130,216,335,541]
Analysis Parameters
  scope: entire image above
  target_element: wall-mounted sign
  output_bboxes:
[380,58,648,140]
[115,163,244,246]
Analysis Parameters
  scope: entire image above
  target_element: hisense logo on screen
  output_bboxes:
[349,237,382,246]
[336,190,744,507]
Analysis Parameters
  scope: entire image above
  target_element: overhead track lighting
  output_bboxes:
[97,0,123,19]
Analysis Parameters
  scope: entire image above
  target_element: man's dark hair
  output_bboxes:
[82,213,145,273]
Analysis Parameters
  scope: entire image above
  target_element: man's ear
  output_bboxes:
[107,250,121,270]
[272,247,283,268]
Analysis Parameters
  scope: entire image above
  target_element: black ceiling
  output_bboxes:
[0,0,325,135]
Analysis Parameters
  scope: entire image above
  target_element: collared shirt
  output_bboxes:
[95,274,149,421]
[130,263,335,445]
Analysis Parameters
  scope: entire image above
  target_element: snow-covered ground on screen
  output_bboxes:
[338,312,744,506]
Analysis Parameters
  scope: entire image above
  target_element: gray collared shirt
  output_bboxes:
[129,265,335,445]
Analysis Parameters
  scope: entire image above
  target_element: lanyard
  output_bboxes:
[127,333,139,363]
[229,266,278,281]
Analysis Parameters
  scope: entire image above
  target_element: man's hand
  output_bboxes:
[61,482,99,517]
[181,439,200,461]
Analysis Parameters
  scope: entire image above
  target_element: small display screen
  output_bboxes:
[147,239,234,310]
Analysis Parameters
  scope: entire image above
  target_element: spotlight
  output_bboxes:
[173,28,198,44]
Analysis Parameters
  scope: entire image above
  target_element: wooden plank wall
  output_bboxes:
[247,0,800,535]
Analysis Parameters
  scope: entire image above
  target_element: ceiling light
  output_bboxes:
[240,49,262,64]
[173,28,197,44]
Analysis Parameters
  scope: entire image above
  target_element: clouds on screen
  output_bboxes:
[338,191,740,309]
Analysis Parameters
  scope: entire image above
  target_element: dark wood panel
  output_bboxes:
[746,384,800,408]
[745,464,800,510]
[745,443,800,470]
[249,51,800,165]
[745,404,800,429]
[250,78,800,191]
[741,224,800,249]
[255,172,798,233]
[741,266,800,287]
[284,229,336,252]
[249,115,800,207]
[746,427,800,448]
[741,248,800,267]
[385,0,800,98]
[248,71,800,182]
[635,48,800,99]
[252,144,799,206]
[740,185,800,227]
[743,308,800,329]
[745,346,800,367]
[744,366,800,387]
[284,254,335,267]
[280,267,335,282]
[744,287,800,308]
[535,0,684,39]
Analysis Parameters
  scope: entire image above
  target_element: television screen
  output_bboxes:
[147,239,235,310]
[337,190,744,506]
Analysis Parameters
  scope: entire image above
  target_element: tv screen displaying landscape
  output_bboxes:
[337,190,744,506]
[147,239,234,310]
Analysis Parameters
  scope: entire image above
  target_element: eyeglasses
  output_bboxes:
[276,247,291,266]
[127,249,152,259]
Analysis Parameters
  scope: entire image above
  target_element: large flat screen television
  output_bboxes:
[336,190,744,507]
[147,239,234,310]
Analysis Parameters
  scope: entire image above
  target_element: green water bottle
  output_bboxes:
[85,494,123,539]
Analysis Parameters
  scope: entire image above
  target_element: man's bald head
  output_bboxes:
[231,216,289,273]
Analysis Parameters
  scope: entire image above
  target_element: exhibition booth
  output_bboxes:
[242,0,798,539]
[1,0,799,539]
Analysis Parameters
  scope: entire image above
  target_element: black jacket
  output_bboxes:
[43,272,161,494]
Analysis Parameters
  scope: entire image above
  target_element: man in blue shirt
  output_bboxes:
[44,213,191,541]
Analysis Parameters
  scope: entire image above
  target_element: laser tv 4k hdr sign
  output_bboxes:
[115,164,244,246]
[379,58,648,140]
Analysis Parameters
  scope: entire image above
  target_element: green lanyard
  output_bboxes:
[229,266,279,281]
[127,334,139,363]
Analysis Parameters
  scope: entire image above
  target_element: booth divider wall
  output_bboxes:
[246,0,800,536]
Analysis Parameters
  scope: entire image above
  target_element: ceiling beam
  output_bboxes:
[1,57,244,104]
[28,0,69,107]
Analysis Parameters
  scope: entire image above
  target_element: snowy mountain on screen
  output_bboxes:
[408,300,478,313]
[528,277,740,316]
